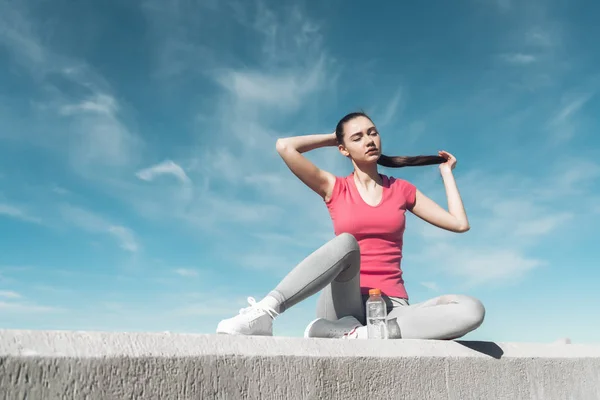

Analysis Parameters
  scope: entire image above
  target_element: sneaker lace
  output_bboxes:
[342,326,359,339]
[238,297,279,319]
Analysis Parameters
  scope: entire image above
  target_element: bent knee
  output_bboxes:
[442,294,485,328]
[335,233,359,253]
[460,295,485,328]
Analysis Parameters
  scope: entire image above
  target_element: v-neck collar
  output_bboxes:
[349,172,388,208]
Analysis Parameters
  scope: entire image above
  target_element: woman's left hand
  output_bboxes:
[438,150,457,173]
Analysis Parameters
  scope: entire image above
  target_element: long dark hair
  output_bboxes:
[335,111,445,168]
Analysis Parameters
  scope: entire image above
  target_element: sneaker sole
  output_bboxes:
[216,324,273,336]
[303,318,320,338]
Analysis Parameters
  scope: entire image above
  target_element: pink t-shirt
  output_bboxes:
[325,173,417,299]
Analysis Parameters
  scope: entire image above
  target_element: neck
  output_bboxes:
[352,162,381,188]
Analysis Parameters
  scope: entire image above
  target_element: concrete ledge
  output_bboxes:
[1,330,599,399]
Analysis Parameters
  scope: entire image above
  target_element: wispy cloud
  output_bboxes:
[525,27,556,48]
[140,0,219,79]
[59,93,142,168]
[0,1,48,72]
[0,290,21,299]
[0,301,62,313]
[107,226,139,253]
[134,1,342,247]
[494,0,512,11]
[52,186,70,196]
[216,63,328,110]
[374,88,404,128]
[551,160,600,194]
[500,53,537,65]
[60,205,140,253]
[0,203,41,224]
[136,160,191,184]
[411,159,599,287]
[474,0,512,12]
[430,244,544,287]
[173,268,199,278]
[0,289,62,314]
[0,2,142,170]
[420,282,440,292]
[60,93,117,116]
[547,92,594,143]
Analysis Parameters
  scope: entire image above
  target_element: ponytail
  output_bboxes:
[335,111,446,168]
[377,154,446,168]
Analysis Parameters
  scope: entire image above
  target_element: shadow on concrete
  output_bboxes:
[456,341,504,359]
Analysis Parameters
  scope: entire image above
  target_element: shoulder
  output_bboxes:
[325,174,352,204]
[385,175,417,209]
[384,174,415,189]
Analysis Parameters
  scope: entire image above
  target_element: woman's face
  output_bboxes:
[338,116,382,164]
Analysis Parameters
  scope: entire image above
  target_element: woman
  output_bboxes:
[216,111,485,340]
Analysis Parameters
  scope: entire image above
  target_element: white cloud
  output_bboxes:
[137,3,341,236]
[0,290,21,299]
[552,94,593,124]
[52,186,70,195]
[482,198,574,240]
[410,159,599,288]
[117,2,344,247]
[0,301,62,313]
[500,53,537,65]
[0,289,62,313]
[496,0,511,11]
[420,282,439,292]
[60,205,140,253]
[0,203,41,224]
[136,160,191,184]
[0,3,142,169]
[0,1,47,71]
[60,93,142,168]
[474,0,511,12]
[513,213,573,237]
[546,92,593,143]
[107,226,139,253]
[374,88,404,128]
[60,93,117,116]
[428,243,544,287]
[554,160,600,191]
[173,268,199,277]
[140,0,219,79]
[216,63,327,110]
[525,28,555,48]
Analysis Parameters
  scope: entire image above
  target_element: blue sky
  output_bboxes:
[1,0,599,344]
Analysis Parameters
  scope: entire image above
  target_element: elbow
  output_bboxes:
[275,138,288,154]
[455,223,470,233]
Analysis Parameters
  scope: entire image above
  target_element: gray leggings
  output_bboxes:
[268,233,485,340]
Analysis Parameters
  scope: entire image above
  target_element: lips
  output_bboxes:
[366,148,378,154]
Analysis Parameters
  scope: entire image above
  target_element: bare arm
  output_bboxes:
[410,151,470,233]
[275,133,338,201]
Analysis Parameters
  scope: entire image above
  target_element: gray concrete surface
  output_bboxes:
[1,329,599,399]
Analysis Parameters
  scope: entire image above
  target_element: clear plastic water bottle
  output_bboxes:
[366,288,388,339]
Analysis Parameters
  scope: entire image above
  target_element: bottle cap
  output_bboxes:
[369,288,381,296]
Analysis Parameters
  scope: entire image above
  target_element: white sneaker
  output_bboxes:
[216,297,279,336]
[303,316,363,339]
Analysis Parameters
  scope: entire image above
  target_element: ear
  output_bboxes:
[338,144,350,157]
